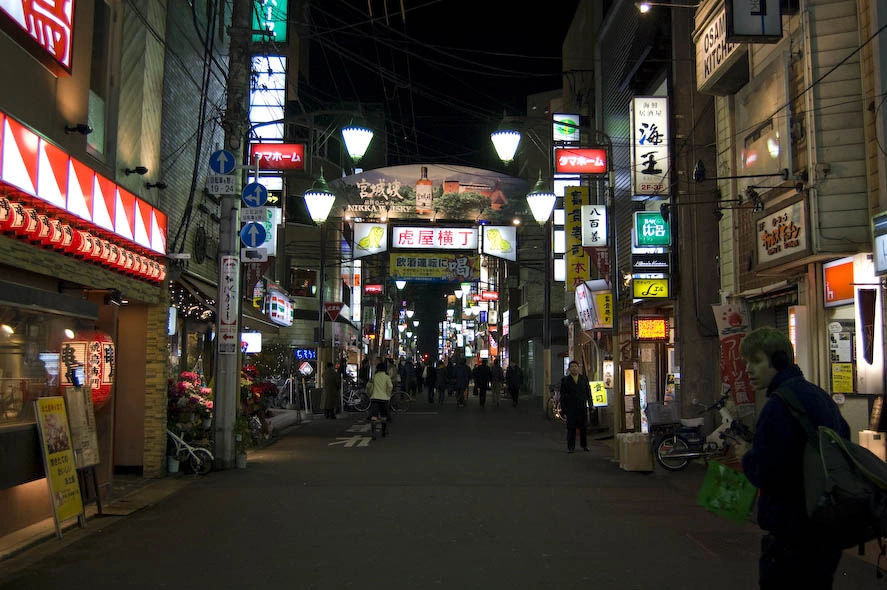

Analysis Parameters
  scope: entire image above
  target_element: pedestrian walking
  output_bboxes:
[424,361,438,404]
[453,357,471,407]
[490,358,505,407]
[559,360,590,453]
[505,361,523,407]
[368,361,393,438]
[737,326,850,589]
[445,359,456,398]
[401,358,418,396]
[472,358,492,407]
[320,361,341,419]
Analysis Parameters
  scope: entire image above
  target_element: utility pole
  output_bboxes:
[214,0,251,469]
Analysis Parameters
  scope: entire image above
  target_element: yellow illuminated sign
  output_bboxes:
[632,278,669,298]
[589,381,608,407]
[634,316,669,341]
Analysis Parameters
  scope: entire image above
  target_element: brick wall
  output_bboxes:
[143,300,171,477]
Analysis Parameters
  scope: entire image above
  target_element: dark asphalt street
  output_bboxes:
[0,395,882,589]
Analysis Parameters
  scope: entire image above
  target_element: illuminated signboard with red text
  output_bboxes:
[634,316,669,341]
[364,284,383,295]
[249,143,306,171]
[0,0,75,74]
[554,148,608,176]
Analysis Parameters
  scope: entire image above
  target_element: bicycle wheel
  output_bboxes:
[390,390,408,413]
[189,449,213,475]
[354,391,371,412]
[655,434,691,471]
[248,415,263,444]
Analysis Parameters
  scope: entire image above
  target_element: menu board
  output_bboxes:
[64,387,100,468]
[34,397,84,530]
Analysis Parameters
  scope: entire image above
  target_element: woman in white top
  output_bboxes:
[369,361,393,437]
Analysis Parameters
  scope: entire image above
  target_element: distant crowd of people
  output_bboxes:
[352,355,525,409]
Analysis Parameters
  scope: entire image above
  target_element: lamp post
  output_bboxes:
[525,173,557,410]
[303,170,337,370]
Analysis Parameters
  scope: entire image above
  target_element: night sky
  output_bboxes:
[304,1,579,359]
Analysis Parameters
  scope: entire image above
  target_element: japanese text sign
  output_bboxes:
[756,199,807,266]
[555,148,608,175]
[565,186,590,292]
[631,96,670,197]
[580,205,607,248]
[392,226,477,250]
[248,143,305,171]
[711,303,755,405]
[634,211,671,247]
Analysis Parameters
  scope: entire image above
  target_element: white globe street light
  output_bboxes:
[341,125,374,162]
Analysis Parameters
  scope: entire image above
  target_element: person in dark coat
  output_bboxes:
[559,360,590,453]
[424,361,438,404]
[472,359,492,407]
[490,358,505,407]
[320,362,341,419]
[505,361,523,407]
[739,327,850,589]
[453,358,471,407]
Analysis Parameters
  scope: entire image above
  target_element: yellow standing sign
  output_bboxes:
[589,381,609,407]
[34,397,84,536]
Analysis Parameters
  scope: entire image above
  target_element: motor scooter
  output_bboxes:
[652,392,753,471]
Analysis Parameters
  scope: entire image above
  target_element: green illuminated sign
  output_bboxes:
[253,0,288,42]
[634,211,671,247]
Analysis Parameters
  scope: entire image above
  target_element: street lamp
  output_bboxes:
[303,170,337,368]
[340,125,374,162]
[526,172,557,401]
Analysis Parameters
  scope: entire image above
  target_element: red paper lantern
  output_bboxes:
[19,207,39,240]
[58,224,74,253]
[61,330,116,409]
[44,217,62,249]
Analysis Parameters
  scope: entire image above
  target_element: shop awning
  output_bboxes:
[178,273,279,334]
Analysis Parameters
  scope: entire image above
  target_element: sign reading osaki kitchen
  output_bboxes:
[630,97,670,200]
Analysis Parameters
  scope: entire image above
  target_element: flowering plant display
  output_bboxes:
[168,370,213,439]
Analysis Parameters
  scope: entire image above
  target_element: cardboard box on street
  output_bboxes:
[618,433,653,471]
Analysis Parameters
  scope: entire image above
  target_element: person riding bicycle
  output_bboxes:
[368,361,393,437]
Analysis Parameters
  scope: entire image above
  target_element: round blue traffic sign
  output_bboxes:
[241,182,268,208]
[209,150,236,175]
[240,222,267,248]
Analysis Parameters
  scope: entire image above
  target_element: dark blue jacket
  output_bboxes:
[741,366,850,538]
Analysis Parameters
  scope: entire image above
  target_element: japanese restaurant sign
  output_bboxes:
[580,205,607,248]
[0,0,75,74]
[756,197,808,267]
[630,97,670,198]
[565,186,589,292]
[392,226,477,250]
[712,303,755,406]
[634,316,669,341]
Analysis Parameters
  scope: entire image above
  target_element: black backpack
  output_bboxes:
[774,389,887,553]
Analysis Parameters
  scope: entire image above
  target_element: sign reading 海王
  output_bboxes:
[630,97,669,199]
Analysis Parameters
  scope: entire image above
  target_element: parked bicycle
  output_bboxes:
[342,379,370,412]
[651,391,753,471]
[167,429,213,475]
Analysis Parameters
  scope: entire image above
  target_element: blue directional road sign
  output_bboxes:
[241,182,268,208]
[240,222,267,248]
[209,149,236,175]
